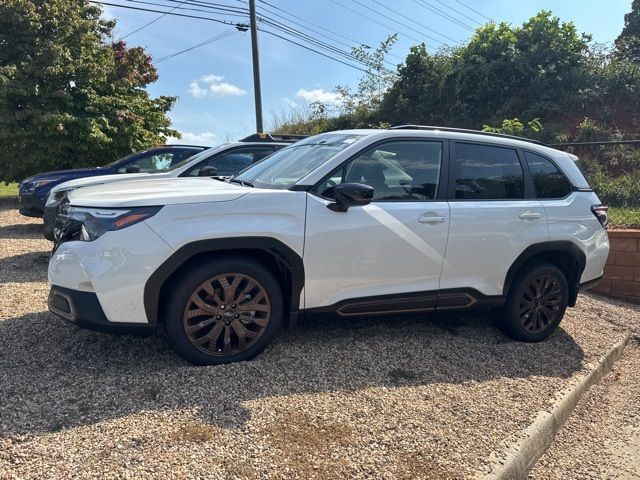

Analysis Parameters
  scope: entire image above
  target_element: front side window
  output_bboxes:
[453,143,524,200]
[185,147,275,177]
[524,151,572,198]
[313,140,442,201]
[234,133,365,189]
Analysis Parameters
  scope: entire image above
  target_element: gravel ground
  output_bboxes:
[1,196,639,479]
[529,343,640,479]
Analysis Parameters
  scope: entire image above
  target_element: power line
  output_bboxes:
[349,0,450,45]
[328,0,428,46]
[154,27,238,62]
[160,0,248,16]
[257,15,396,73]
[92,1,241,25]
[257,0,403,61]
[367,0,460,44]
[411,0,475,31]
[259,0,371,49]
[453,0,493,22]
[118,0,248,18]
[432,0,484,25]
[259,27,370,73]
[121,0,190,38]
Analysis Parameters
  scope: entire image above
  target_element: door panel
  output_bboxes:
[439,200,547,295]
[303,194,450,308]
[440,142,547,296]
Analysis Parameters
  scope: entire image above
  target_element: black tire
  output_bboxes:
[500,262,569,342]
[164,257,283,365]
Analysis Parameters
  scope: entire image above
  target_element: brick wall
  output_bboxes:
[591,229,640,304]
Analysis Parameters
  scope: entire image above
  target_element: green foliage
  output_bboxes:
[614,0,640,63]
[334,34,398,127]
[482,118,542,136]
[380,11,591,128]
[608,207,640,228]
[0,183,18,197]
[0,0,179,182]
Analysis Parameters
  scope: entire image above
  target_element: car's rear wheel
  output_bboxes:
[501,262,569,342]
[164,258,283,365]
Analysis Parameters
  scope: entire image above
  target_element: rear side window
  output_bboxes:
[524,151,572,199]
[453,143,524,200]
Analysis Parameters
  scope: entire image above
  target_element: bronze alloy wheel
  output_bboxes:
[183,273,271,356]
[518,274,563,334]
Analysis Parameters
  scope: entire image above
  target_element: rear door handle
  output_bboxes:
[418,215,447,224]
[519,212,542,220]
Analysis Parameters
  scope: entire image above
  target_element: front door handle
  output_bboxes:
[519,212,542,220]
[418,215,447,224]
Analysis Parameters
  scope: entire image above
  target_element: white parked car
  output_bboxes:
[48,127,610,365]
[42,134,304,240]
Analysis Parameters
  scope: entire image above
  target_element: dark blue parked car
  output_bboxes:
[18,145,207,217]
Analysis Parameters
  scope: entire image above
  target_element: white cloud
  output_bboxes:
[189,74,247,98]
[167,131,220,146]
[296,88,341,104]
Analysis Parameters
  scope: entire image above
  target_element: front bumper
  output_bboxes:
[18,192,45,217]
[48,220,174,324]
[49,285,155,335]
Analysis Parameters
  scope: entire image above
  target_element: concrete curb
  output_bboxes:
[481,334,631,480]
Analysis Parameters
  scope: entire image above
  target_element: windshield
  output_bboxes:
[165,146,225,171]
[102,151,144,168]
[233,133,365,189]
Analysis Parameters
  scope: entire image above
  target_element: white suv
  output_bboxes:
[48,127,610,365]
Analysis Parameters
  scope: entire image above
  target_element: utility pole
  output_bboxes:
[248,0,263,133]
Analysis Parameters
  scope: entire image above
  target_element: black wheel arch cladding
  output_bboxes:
[143,237,304,325]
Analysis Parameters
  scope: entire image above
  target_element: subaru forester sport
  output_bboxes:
[48,126,610,365]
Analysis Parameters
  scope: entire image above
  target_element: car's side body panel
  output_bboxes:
[439,200,549,295]
[303,193,450,308]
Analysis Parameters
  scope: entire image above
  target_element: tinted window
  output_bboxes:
[185,147,275,177]
[453,143,524,200]
[313,141,442,201]
[525,151,572,198]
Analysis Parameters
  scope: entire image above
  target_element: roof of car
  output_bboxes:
[330,126,567,158]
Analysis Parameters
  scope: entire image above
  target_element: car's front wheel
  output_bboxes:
[501,262,569,342]
[164,258,283,365]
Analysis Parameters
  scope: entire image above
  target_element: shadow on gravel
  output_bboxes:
[0,197,18,212]
[0,251,50,283]
[0,222,43,239]
[0,310,585,437]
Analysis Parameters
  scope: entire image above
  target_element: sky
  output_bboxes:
[100,0,634,146]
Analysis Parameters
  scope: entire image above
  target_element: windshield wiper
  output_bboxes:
[230,178,254,187]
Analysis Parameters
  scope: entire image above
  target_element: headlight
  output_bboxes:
[46,187,74,206]
[58,206,162,242]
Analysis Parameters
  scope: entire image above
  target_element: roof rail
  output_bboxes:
[390,125,547,146]
[239,133,308,143]
[164,144,210,149]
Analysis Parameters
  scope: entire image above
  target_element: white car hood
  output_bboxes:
[51,172,161,193]
[67,177,248,207]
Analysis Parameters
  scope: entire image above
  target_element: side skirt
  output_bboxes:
[302,288,505,318]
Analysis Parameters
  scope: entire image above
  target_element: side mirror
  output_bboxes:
[125,165,141,173]
[199,166,218,177]
[328,182,374,212]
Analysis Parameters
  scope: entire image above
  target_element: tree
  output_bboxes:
[615,0,640,63]
[379,11,591,129]
[0,0,179,183]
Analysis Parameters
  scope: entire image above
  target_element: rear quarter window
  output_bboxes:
[524,151,572,199]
